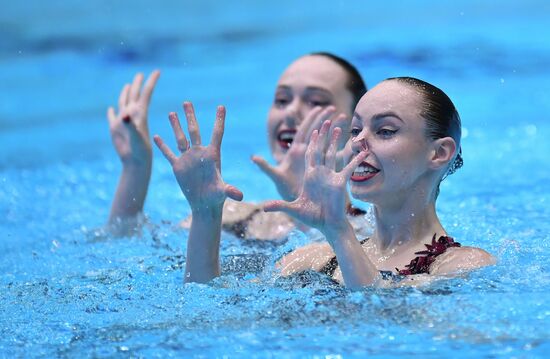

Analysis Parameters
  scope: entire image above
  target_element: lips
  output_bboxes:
[277,129,296,149]
[351,162,380,182]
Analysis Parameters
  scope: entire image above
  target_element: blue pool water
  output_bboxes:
[1,1,549,357]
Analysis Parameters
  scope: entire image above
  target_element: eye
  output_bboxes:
[350,128,362,137]
[377,128,397,138]
[307,99,330,107]
[274,96,290,107]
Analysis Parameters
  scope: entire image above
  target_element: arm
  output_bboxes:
[265,121,378,289]
[154,102,242,284]
[107,70,160,236]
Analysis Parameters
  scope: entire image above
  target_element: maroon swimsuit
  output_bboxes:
[319,234,461,278]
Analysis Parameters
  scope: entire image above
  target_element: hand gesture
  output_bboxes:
[154,102,243,211]
[107,70,160,167]
[252,106,348,201]
[264,120,369,239]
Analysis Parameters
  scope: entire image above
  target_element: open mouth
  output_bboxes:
[351,162,380,182]
[277,129,296,149]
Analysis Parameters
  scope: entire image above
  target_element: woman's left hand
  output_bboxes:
[154,102,243,212]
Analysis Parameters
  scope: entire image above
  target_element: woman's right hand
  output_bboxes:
[154,102,243,211]
[263,120,369,240]
[252,106,348,202]
[107,70,160,168]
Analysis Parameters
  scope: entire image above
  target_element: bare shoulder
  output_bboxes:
[245,210,295,240]
[429,246,496,275]
[222,199,261,224]
[276,242,335,276]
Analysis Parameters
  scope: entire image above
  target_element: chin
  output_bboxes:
[271,148,285,163]
[350,189,371,202]
[350,184,379,203]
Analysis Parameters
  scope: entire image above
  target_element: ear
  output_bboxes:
[429,137,456,171]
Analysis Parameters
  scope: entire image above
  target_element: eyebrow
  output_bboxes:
[353,111,404,123]
[277,85,332,96]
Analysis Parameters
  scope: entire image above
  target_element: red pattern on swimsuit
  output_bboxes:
[397,234,461,275]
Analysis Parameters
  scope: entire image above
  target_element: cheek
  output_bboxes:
[382,140,427,179]
[267,109,286,162]
[373,140,408,169]
[266,109,281,142]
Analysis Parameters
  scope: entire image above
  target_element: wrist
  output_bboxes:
[191,203,224,218]
[122,156,152,173]
[321,219,354,241]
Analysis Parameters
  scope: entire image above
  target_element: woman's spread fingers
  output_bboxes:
[141,70,160,106]
[107,107,116,127]
[305,130,319,168]
[294,106,323,144]
[129,73,144,102]
[210,105,226,149]
[263,200,291,214]
[336,141,353,170]
[315,120,332,165]
[330,114,348,147]
[225,184,244,202]
[183,102,201,146]
[325,127,341,170]
[251,155,277,179]
[304,106,335,144]
[168,112,189,152]
[153,135,177,165]
[118,84,130,109]
[343,149,369,179]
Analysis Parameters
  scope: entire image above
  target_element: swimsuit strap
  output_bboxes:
[319,234,462,279]
[396,234,461,275]
[222,208,262,238]
[319,238,370,277]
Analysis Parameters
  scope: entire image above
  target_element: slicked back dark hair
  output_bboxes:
[386,76,463,177]
[309,52,367,110]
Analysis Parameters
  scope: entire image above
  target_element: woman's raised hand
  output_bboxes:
[263,120,369,238]
[252,106,349,202]
[107,70,160,167]
[154,102,243,211]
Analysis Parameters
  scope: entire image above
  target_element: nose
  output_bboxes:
[351,132,369,154]
[284,100,306,127]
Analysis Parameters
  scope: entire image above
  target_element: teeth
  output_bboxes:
[279,132,295,141]
[354,165,378,175]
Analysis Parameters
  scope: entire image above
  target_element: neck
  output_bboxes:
[370,186,445,254]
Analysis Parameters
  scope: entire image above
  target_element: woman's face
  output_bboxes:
[267,55,355,163]
[348,80,435,203]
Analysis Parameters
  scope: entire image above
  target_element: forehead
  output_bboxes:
[354,80,423,120]
[277,55,349,93]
